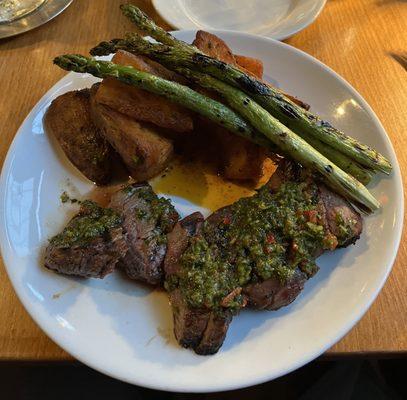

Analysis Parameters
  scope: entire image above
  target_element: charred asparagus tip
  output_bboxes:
[89,39,123,56]
[54,54,87,71]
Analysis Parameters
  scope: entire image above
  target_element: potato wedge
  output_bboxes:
[90,86,173,182]
[193,30,236,65]
[235,54,264,79]
[193,31,271,182]
[95,50,194,133]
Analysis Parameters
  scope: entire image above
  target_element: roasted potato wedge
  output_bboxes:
[95,50,194,133]
[235,54,264,79]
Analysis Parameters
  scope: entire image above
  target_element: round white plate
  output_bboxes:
[0,31,403,393]
[152,0,327,40]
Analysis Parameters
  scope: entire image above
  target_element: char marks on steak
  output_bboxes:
[44,88,115,185]
[44,201,127,278]
[164,161,362,354]
[164,212,233,355]
[110,183,179,285]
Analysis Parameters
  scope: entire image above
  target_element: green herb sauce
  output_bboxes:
[335,212,358,244]
[175,181,337,311]
[50,200,122,248]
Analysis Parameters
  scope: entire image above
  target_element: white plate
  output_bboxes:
[152,0,327,40]
[0,31,403,393]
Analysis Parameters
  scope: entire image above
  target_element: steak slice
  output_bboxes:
[90,84,174,182]
[242,161,362,310]
[165,160,363,354]
[44,88,114,185]
[109,183,179,285]
[242,269,308,311]
[164,212,233,355]
[44,200,127,278]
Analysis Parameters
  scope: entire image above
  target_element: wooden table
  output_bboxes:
[0,0,406,360]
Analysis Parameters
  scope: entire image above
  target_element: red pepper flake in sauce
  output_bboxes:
[302,209,318,224]
[222,215,231,225]
[266,233,276,244]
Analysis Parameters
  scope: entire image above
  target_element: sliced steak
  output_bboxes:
[110,183,179,285]
[242,160,362,310]
[165,160,363,354]
[195,311,233,355]
[90,84,174,182]
[242,269,308,311]
[165,213,207,348]
[44,201,127,278]
[164,212,204,277]
[319,185,363,247]
[164,212,232,355]
[169,289,210,349]
[44,88,114,185]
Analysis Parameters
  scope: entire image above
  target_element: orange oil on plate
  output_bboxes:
[150,158,257,212]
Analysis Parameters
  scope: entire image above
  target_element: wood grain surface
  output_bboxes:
[0,0,406,360]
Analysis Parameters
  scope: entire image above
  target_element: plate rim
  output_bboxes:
[0,29,403,392]
[151,0,327,40]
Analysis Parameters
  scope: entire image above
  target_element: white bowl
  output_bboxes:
[152,0,327,40]
[0,31,402,393]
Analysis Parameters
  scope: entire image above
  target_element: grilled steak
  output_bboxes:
[44,158,362,355]
[44,201,127,278]
[44,88,114,185]
[90,88,174,182]
[109,183,179,285]
[164,161,362,354]
[242,268,308,311]
[164,212,233,355]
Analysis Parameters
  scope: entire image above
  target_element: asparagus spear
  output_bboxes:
[90,37,373,185]
[53,55,271,146]
[175,68,379,212]
[90,38,372,184]
[299,134,373,185]
[118,4,392,175]
[54,55,379,212]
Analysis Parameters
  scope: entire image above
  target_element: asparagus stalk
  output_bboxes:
[90,37,373,185]
[54,55,379,212]
[175,68,379,212]
[53,55,272,147]
[300,134,373,185]
[119,4,392,175]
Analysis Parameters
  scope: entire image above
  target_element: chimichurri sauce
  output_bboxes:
[174,181,338,311]
[50,200,122,248]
